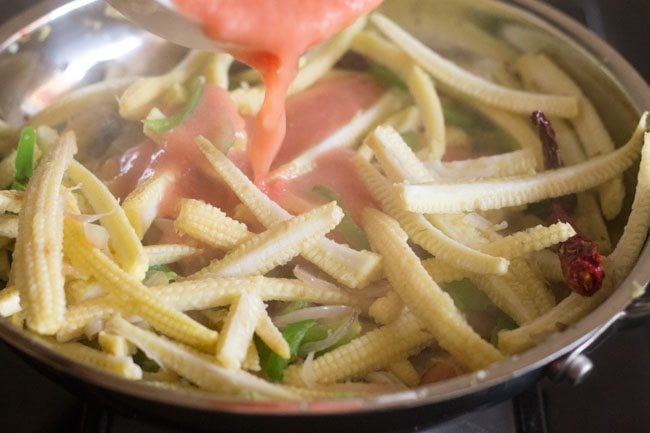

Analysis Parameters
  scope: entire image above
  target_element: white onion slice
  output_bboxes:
[273,305,354,328]
[83,223,110,251]
[67,209,114,224]
[300,312,357,355]
[293,265,340,292]
[300,351,317,388]
[365,371,409,391]
[356,279,392,299]
[84,318,105,339]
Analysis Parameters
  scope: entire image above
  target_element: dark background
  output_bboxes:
[0,1,648,433]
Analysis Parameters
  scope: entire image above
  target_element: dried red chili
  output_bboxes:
[531,111,604,297]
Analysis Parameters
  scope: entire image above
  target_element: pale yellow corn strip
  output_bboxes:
[43,339,142,379]
[574,193,612,254]
[107,315,296,399]
[122,173,174,239]
[65,279,103,305]
[14,132,76,334]
[360,132,509,275]
[205,52,234,89]
[68,161,147,279]
[351,31,445,160]
[499,135,650,353]
[9,312,24,328]
[480,222,576,258]
[388,358,420,387]
[363,209,504,370]
[474,104,544,169]
[551,116,588,166]
[289,16,366,94]
[371,14,578,118]
[195,202,343,277]
[98,331,135,357]
[283,312,432,386]
[421,259,467,284]
[0,214,18,238]
[0,190,23,213]
[255,309,291,359]
[30,77,135,126]
[201,308,229,330]
[144,244,201,266]
[216,293,265,370]
[119,50,214,120]
[197,137,382,288]
[0,150,16,189]
[368,291,404,325]
[356,156,507,275]
[242,342,261,372]
[529,250,564,283]
[515,53,624,220]
[63,219,218,351]
[424,149,537,181]
[0,286,20,317]
[59,276,362,342]
[269,91,407,181]
[398,114,648,214]
[175,199,251,249]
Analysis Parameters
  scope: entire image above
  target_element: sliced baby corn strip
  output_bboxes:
[480,222,576,258]
[216,293,265,370]
[63,218,218,351]
[499,134,650,353]
[0,214,18,238]
[122,173,174,239]
[574,192,612,254]
[269,91,407,180]
[144,244,202,266]
[43,339,142,379]
[107,315,296,399]
[398,114,648,214]
[119,50,214,120]
[204,52,234,89]
[421,259,467,284]
[67,161,147,279]
[59,276,361,342]
[529,250,564,283]
[388,358,420,387]
[195,202,343,277]
[0,286,20,317]
[371,14,578,118]
[368,291,404,325]
[0,190,23,213]
[355,155,508,275]
[351,31,445,159]
[515,53,624,220]
[289,16,366,94]
[363,209,504,370]
[65,279,103,305]
[283,312,432,386]
[255,309,291,359]
[0,150,16,189]
[30,77,135,126]
[242,342,261,372]
[473,104,544,168]
[175,199,250,249]
[14,132,76,334]
[98,331,135,357]
[424,149,537,181]
[196,137,382,288]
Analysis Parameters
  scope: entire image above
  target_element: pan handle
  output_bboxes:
[545,290,650,385]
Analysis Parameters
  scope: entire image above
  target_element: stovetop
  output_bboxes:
[0,1,649,432]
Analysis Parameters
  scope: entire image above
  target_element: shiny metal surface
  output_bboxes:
[105,0,221,51]
[0,0,648,420]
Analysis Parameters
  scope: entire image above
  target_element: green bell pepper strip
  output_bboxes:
[11,126,36,191]
[312,185,370,251]
[144,76,206,133]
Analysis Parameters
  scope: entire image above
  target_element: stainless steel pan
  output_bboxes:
[0,1,648,431]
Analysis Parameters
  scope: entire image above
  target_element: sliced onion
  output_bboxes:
[300,351,317,388]
[83,223,110,251]
[366,371,409,391]
[300,312,357,355]
[67,209,114,224]
[273,305,354,328]
[144,270,172,287]
[356,279,392,299]
[463,212,508,233]
[84,318,104,339]
[293,265,340,292]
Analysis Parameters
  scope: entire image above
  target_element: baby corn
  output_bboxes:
[175,199,251,249]
[144,244,202,266]
[216,293,265,370]
[363,209,504,370]
[122,173,173,239]
[14,132,76,334]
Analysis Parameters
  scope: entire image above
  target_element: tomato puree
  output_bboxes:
[102,84,247,218]
[173,0,383,182]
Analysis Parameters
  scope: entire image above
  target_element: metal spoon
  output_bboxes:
[105,0,219,51]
